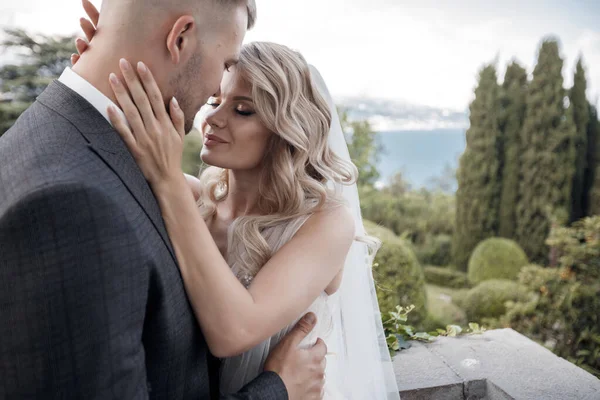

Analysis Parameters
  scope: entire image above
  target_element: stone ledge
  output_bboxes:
[393,328,600,399]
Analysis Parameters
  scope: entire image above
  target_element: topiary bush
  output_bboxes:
[423,266,470,288]
[468,237,528,285]
[463,279,531,321]
[416,234,453,266]
[364,220,428,326]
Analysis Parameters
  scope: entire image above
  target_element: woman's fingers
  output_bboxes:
[82,0,100,27]
[136,62,170,123]
[108,105,137,151]
[169,97,186,139]
[119,59,156,128]
[108,73,146,139]
[75,38,88,56]
[80,18,96,43]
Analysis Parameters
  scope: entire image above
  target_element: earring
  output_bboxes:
[214,181,228,201]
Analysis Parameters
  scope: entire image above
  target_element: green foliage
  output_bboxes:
[384,171,412,196]
[468,237,528,284]
[425,284,468,328]
[454,64,502,271]
[463,279,531,321]
[415,234,453,266]
[500,218,600,376]
[501,264,600,376]
[364,220,428,325]
[360,186,455,246]
[382,305,485,355]
[515,39,578,263]
[426,163,457,193]
[546,216,600,282]
[569,58,590,222]
[584,105,600,216]
[181,129,205,176]
[498,61,528,238]
[341,110,382,187]
[0,29,76,135]
[0,101,30,135]
[424,266,470,289]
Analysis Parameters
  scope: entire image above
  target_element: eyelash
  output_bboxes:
[207,103,254,116]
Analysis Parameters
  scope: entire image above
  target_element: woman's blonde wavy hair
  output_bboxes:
[197,41,374,278]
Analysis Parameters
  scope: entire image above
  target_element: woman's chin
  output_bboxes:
[200,152,225,169]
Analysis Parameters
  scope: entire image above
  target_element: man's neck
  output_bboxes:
[71,51,123,105]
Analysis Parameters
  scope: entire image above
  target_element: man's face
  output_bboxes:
[172,4,248,133]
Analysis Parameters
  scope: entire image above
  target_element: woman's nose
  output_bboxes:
[205,107,226,129]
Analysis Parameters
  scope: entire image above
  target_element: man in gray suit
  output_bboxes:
[0,0,326,398]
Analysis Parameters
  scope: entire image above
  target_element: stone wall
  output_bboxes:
[393,328,600,399]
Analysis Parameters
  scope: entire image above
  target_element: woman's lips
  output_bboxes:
[204,134,228,146]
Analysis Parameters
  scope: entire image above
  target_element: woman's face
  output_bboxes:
[199,67,274,172]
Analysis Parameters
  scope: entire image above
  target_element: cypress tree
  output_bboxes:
[585,105,600,215]
[515,39,577,263]
[453,65,502,270]
[498,62,528,239]
[569,58,590,222]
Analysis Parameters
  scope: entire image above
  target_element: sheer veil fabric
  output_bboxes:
[309,65,400,399]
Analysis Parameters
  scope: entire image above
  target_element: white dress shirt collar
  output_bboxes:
[58,67,125,126]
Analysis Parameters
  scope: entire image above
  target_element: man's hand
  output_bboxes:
[264,313,327,400]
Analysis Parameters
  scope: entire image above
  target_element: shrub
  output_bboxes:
[501,217,600,377]
[423,266,470,288]
[364,220,428,325]
[463,279,531,321]
[416,234,453,266]
[468,237,528,284]
[360,186,455,245]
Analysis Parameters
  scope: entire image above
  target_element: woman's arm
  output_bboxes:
[107,60,355,357]
[184,173,202,201]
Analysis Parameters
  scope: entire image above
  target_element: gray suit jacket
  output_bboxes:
[0,81,288,400]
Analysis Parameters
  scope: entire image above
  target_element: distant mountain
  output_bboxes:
[335,96,469,131]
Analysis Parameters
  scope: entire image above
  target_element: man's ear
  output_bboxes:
[166,16,197,65]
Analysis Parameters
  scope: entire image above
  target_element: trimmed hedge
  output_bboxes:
[468,237,528,284]
[463,279,531,321]
[423,266,470,289]
[364,220,428,325]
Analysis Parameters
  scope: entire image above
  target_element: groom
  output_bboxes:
[0,0,326,399]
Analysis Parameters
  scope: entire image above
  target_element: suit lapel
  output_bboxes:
[38,81,178,265]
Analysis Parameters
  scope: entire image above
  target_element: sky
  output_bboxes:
[1,0,599,111]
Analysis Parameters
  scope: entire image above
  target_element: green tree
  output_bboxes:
[498,61,528,238]
[181,129,205,176]
[569,58,590,222]
[515,39,577,263]
[0,28,75,135]
[584,105,600,216]
[453,64,502,271]
[340,110,383,187]
[426,163,457,193]
[384,170,412,196]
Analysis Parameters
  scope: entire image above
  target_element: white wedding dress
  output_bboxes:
[218,66,400,399]
[220,214,345,398]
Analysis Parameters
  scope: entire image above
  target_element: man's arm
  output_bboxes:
[221,313,327,400]
[0,183,150,399]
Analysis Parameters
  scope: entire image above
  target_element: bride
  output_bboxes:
[75,9,399,399]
